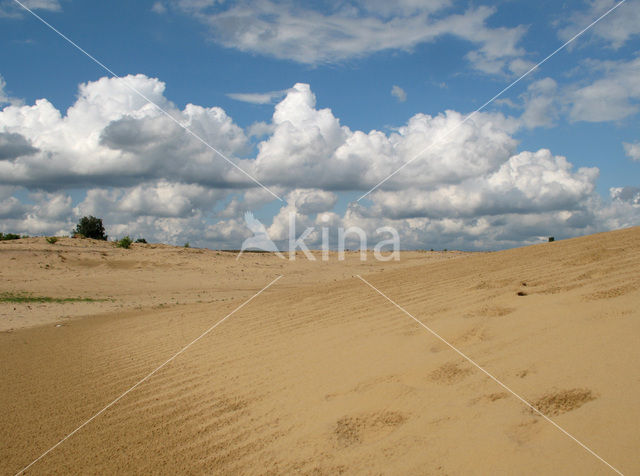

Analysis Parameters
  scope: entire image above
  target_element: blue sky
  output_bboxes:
[0,0,639,250]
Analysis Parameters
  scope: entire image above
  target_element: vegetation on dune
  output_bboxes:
[0,233,25,241]
[116,235,133,249]
[74,216,107,240]
[46,236,58,244]
[135,238,147,244]
[0,292,103,304]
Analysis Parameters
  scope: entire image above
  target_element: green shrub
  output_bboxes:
[548,236,555,242]
[135,238,147,244]
[116,236,133,249]
[0,232,21,241]
[74,216,107,240]
[46,236,58,244]
[184,242,190,248]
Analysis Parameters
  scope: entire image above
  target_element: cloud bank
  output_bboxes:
[0,74,638,250]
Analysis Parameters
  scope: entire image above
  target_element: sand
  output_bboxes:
[0,228,638,474]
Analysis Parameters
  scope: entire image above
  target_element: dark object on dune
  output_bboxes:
[74,216,107,240]
[0,232,22,241]
[548,236,555,242]
[135,238,147,244]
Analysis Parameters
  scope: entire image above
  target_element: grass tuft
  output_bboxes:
[0,292,103,304]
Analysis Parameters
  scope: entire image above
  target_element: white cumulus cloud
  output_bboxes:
[391,85,407,103]
[0,74,251,189]
[623,141,640,161]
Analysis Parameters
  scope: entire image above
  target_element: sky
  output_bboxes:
[0,0,639,251]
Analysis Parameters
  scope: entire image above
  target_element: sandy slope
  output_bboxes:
[0,238,458,332]
[0,229,638,475]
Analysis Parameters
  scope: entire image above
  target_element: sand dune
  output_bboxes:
[1,228,638,474]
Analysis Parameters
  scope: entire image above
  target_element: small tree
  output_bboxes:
[74,216,107,240]
[0,233,21,241]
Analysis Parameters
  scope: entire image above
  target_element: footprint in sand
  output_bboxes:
[334,411,407,447]
[429,362,472,385]
[453,326,490,345]
[466,305,515,318]
[469,392,508,406]
[507,389,594,446]
[584,283,637,301]
[531,388,596,416]
[486,392,508,402]
[507,419,541,445]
